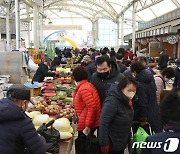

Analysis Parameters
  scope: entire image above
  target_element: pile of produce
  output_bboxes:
[26,65,78,141]
[29,96,48,112]
[25,111,74,140]
[29,86,74,120]
[59,104,74,120]
[44,102,61,115]
[53,118,74,140]
[25,111,54,130]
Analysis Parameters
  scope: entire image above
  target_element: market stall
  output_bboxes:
[25,65,78,154]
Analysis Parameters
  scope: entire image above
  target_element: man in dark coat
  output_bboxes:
[51,57,61,70]
[158,50,169,70]
[0,84,47,154]
[117,48,125,57]
[173,59,180,88]
[32,61,56,83]
[91,55,124,105]
[131,61,162,133]
[141,88,180,154]
[116,53,127,73]
[82,55,96,81]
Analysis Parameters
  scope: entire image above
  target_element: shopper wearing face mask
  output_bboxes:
[99,77,138,154]
[0,84,47,154]
[131,61,162,133]
[72,66,101,137]
[173,59,180,88]
[91,55,124,106]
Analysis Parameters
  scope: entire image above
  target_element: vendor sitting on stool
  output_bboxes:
[32,60,56,83]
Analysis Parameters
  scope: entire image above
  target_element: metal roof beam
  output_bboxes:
[101,0,118,15]
[118,0,138,18]
[44,2,107,18]
[21,0,46,18]
[46,7,112,20]
[135,0,164,13]
[44,0,116,21]
[140,0,157,17]
[46,8,92,21]
[171,0,180,8]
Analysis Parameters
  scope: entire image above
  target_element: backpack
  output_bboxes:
[154,75,166,89]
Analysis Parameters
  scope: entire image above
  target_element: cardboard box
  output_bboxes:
[30,87,41,97]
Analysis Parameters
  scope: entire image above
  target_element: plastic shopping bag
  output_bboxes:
[37,120,60,154]
[75,134,101,154]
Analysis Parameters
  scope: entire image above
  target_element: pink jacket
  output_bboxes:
[154,74,165,104]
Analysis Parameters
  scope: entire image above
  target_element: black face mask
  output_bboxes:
[97,71,109,80]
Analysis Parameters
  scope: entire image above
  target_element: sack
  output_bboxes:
[75,134,101,154]
[37,120,60,154]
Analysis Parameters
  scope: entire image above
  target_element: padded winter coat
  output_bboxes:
[99,84,133,151]
[158,52,169,70]
[32,62,55,83]
[134,69,162,133]
[141,122,180,154]
[91,61,124,105]
[0,98,47,154]
[173,67,180,88]
[85,61,96,81]
[74,80,101,131]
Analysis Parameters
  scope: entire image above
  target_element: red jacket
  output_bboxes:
[74,80,101,131]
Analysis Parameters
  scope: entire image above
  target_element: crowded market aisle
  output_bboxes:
[0,47,179,154]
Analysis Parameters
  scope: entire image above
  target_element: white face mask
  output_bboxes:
[123,91,136,100]
[178,67,180,70]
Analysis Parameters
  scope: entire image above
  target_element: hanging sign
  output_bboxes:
[167,35,178,44]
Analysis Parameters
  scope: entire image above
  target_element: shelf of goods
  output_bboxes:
[27,48,45,64]
[26,74,76,154]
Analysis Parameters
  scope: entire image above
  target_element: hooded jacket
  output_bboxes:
[99,84,133,151]
[158,52,169,69]
[116,61,127,73]
[50,57,61,70]
[141,122,180,154]
[91,61,124,105]
[32,62,55,83]
[134,69,162,133]
[0,98,47,154]
[85,61,96,81]
[173,67,180,88]
[74,80,101,131]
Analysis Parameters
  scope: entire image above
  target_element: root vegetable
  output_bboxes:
[63,112,67,115]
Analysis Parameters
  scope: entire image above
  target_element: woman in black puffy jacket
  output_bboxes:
[99,77,138,154]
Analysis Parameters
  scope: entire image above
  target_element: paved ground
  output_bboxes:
[70,125,129,154]
[70,133,129,154]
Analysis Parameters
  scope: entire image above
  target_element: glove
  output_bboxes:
[101,145,109,154]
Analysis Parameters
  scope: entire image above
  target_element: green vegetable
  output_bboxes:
[66,88,73,94]
[62,98,73,103]
[56,86,67,91]
[56,91,67,99]
[49,96,61,101]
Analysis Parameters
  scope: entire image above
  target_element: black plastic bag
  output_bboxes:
[75,134,101,154]
[37,120,60,154]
